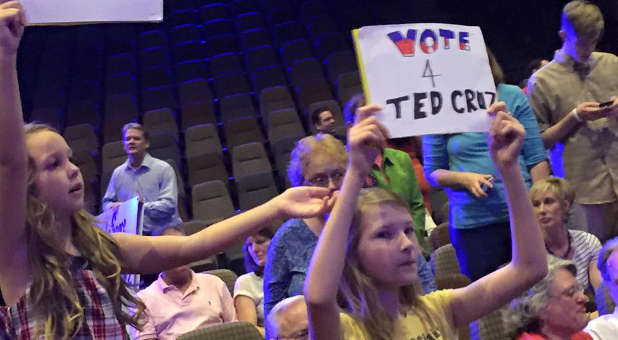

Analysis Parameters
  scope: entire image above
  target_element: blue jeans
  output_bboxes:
[450,221,511,281]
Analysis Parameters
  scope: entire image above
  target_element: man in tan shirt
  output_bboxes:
[527,0,618,242]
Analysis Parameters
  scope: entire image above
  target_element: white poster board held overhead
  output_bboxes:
[21,0,163,25]
[353,23,496,138]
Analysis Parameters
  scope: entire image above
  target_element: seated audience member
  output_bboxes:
[234,228,274,336]
[530,177,602,291]
[311,107,345,143]
[266,295,309,340]
[135,227,237,340]
[584,237,618,338]
[505,258,592,340]
[263,134,346,318]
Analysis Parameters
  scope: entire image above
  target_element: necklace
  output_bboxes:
[546,231,572,259]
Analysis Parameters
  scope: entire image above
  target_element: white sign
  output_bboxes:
[96,196,144,289]
[353,23,496,137]
[21,0,163,25]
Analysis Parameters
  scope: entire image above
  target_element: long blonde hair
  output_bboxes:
[340,187,450,340]
[24,124,145,339]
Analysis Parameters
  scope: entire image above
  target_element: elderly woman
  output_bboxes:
[505,257,592,340]
[530,177,602,292]
[233,228,274,336]
[263,134,347,319]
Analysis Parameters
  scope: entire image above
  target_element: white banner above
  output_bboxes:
[353,23,496,137]
[22,0,163,25]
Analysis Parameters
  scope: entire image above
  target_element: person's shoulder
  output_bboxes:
[593,51,618,63]
[384,147,411,160]
[137,280,162,301]
[570,229,601,245]
[340,312,370,339]
[274,218,306,238]
[420,289,454,305]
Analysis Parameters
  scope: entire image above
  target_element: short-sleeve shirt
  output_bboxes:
[135,271,237,340]
[584,308,618,340]
[263,218,318,316]
[233,272,265,326]
[340,289,455,340]
[423,84,547,229]
[527,50,618,205]
[569,230,602,290]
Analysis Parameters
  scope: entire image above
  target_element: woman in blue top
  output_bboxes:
[423,50,550,280]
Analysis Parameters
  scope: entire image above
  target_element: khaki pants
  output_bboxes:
[581,201,618,243]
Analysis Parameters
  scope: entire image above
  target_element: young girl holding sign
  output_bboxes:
[0,4,334,339]
[304,103,548,339]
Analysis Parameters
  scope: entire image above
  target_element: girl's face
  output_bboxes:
[356,203,419,288]
[26,131,84,217]
[247,234,271,267]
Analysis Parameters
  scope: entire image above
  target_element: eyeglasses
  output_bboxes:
[276,328,309,340]
[305,170,345,187]
[552,283,585,299]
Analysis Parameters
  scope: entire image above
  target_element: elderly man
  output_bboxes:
[266,295,308,340]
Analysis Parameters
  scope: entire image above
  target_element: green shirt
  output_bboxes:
[369,148,429,252]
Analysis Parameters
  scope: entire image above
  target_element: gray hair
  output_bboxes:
[598,237,618,283]
[266,295,306,338]
[287,134,347,187]
[503,256,577,338]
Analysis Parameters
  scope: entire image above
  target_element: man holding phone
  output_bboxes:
[527,0,618,242]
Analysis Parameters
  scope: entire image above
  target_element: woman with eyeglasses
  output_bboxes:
[234,228,275,336]
[505,257,593,340]
[263,134,346,324]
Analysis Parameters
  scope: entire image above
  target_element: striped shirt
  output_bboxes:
[569,229,602,290]
[0,257,128,340]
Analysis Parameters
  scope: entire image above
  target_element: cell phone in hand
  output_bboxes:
[599,100,613,108]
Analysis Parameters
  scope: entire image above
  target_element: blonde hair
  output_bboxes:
[561,0,604,39]
[528,176,574,212]
[287,133,347,187]
[340,187,450,340]
[24,123,145,339]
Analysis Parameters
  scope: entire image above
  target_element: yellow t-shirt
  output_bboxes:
[340,289,455,340]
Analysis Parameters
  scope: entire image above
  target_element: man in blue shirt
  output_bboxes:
[102,123,182,235]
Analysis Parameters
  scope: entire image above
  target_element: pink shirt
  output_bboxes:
[135,271,237,340]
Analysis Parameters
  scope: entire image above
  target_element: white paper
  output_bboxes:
[354,23,496,137]
[96,196,144,289]
[22,0,163,25]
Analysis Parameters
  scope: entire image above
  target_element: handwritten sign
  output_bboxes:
[21,0,163,25]
[96,197,144,289]
[353,23,496,137]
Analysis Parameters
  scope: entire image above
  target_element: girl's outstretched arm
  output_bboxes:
[450,102,548,327]
[113,186,335,274]
[0,0,28,304]
[304,105,388,340]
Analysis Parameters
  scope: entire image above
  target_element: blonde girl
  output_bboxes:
[0,4,334,339]
[304,103,549,339]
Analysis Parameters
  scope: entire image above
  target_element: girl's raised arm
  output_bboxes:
[112,186,334,274]
[450,102,548,327]
[304,105,388,340]
[0,1,27,272]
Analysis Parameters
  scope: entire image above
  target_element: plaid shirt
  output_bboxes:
[0,258,128,339]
